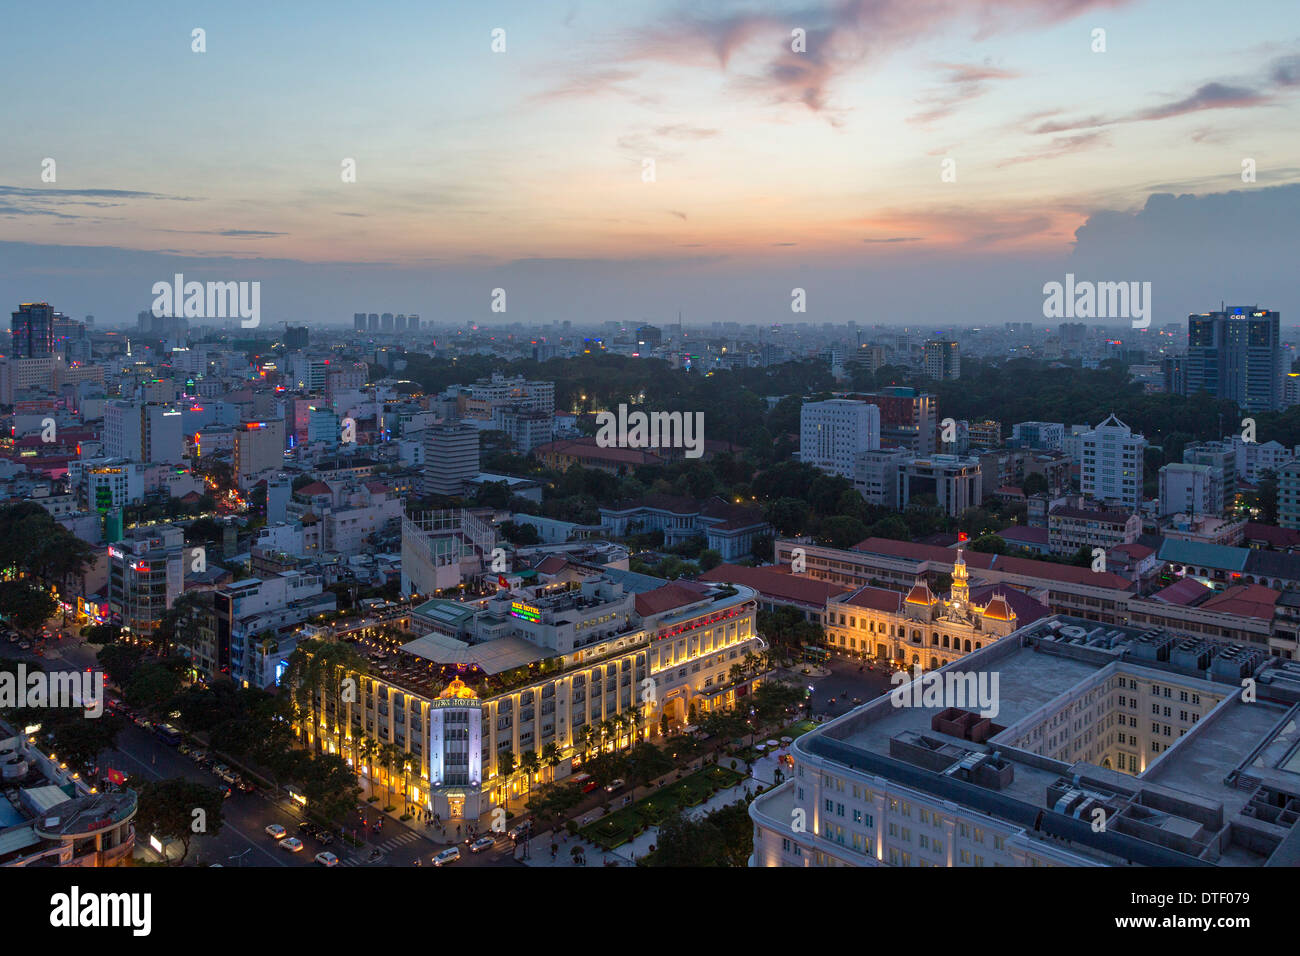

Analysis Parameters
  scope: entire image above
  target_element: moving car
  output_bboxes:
[433,847,460,866]
[582,780,600,794]
[280,837,304,853]
[470,836,494,854]
[604,778,625,792]
[265,824,287,840]
[315,851,339,867]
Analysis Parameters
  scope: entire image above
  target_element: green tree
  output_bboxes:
[136,777,226,865]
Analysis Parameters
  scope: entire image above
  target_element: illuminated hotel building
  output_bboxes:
[296,564,765,821]
[750,616,1300,868]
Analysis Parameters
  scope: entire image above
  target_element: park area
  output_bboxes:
[579,764,746,850]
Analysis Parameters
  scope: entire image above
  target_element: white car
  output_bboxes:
[280,837,304,853]
[470,836,494,854]
[315,851,339,867]
[604,778,625,792]
[433,847,461,866]
[265,824,287,840]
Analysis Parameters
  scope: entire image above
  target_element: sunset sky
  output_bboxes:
[2,0,1298,326]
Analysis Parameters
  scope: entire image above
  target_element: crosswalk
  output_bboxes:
[375,831,421,852]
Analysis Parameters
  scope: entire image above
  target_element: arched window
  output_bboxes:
[963,639,972,653]
[931,632,939,646]
[975,642,982,650]
[930,657,938,670]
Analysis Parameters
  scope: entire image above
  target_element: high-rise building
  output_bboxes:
[368,313,380,331]
[422,423,480,495]
[354,312,367,331]
[10,302,55,358]
[1079,414,1146,509]
[284,325,309,350]
[381,313,395,332]
[1158,463,1220,518]
[107,525,185,636]
[966,420,1002,448]
[408,314,421,331]
[1278,460,1300,530]
[800,399,880,479]
[1185,306,1281,412]
[1009,422,1065,451]
[1182,440,1236,513]
[234,419,287,479]
[851,387,938,455]
[104,401,185,463]
[923,340,960,380]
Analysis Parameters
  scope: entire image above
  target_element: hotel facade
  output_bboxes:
[295,564,766,821]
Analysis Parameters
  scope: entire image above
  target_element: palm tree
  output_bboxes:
[497,749,516,807]
[520,750,541,803]
[541,742,562,783]
[577,725,595,761]
[358,738,378,798]
[628,708,646,743]
[380,742,402,808]
[599,718,617,752]
[400,751,418,815]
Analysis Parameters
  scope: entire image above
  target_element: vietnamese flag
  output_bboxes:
[106,768,126,785]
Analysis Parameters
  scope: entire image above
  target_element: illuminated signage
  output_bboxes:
[510,601,541,623]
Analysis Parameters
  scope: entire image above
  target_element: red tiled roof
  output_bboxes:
[635,582,711,616]
[296,480,331,496]
[851,537,1133,590]
[1149,577,1212,606]
[535,438,664,467]
[533,555,568,575]
[839,585,904,613]
[970,585,1050,625]
[1201,583,1280,620]
[1245,522,1300,549]
[698,564,848,607]
[999,526,1049,545]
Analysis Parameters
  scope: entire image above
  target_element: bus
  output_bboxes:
[154,724,183,746]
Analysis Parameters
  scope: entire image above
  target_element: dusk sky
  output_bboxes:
[2,0,1298,328]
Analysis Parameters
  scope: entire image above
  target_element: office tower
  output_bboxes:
[800,399,881,479]
[104,401,184,463]
[636,325,663,349]
[1185,306,1281,412]
[354,312,367,331]
[1079,413,1145,509]
[284,325,309,350]
[381,312,395,332]
[408,314,420,331]
[1181,441,1236,513]
[855,387,938,455]
[266,476,292,524]
[1279,461,1300,530]
[1158,463,1220,517]
[923,339,960,380]
[107,525,185,636]
[422,422,480,495]
[368,313,379,331]
[10,302,55,358]
[1010,422,1065,451]
[234,419,287,478]
[967,420,1002,448]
